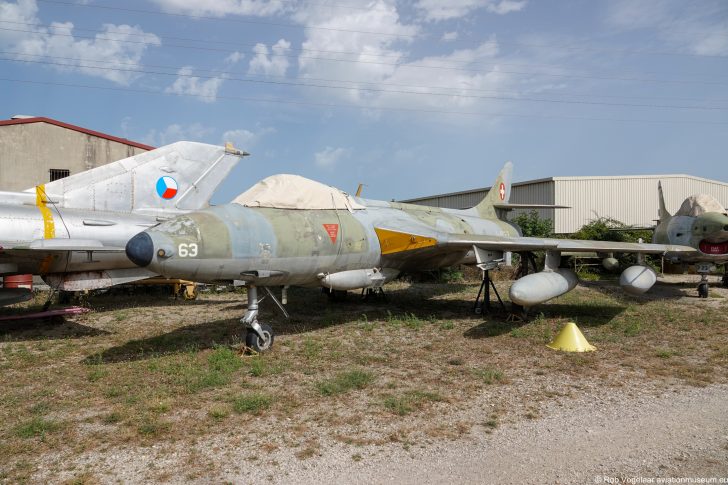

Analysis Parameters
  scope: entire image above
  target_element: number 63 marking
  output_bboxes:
[178,243,198,257]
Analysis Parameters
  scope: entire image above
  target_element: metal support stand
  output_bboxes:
[515,252,538,279]
[361,287,387,302]
[473,269,505,315]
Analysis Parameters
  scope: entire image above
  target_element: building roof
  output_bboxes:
[0,116,155,151]
[401,173,728,203]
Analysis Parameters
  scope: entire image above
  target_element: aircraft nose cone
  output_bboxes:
[126,232,154,267]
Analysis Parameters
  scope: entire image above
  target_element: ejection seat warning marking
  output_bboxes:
[499,182,506,201]
[323,224,339,244]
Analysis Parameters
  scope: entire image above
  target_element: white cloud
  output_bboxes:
[142,123,214,147]
[225,51,245,64]
[150,0,285,17]
[441,31,459,42]
[222,126,276,148]
[605,0,728,56]
[165,66,225,102]
[297,1,418,102]
[415,0,527,22]
[314,146,350,168]
[0,0,160,85]
[248,39,291,76]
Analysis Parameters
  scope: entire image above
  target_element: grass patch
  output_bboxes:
[208,406,229,422]
[655,348,678,359]
[383,390,444,416]
[473,367,505,384]
[162,346,243,394]
[102,412,123,425]
[138,416,169,437]
[316,370,375,396]
[13,417,62,439]
[232,393,273,415]
[386,311,429,330]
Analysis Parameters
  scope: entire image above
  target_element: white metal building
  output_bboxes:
[401,174,728,234]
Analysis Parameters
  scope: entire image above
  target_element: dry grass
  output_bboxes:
[0,277,727,481]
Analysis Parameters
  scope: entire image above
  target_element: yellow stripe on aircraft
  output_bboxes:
[374,228,438,255]
[36,184,56,239]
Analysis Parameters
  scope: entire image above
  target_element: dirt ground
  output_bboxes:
[1,273,727,484]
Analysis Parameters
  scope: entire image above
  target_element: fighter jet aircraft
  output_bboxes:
[0,141,247,305]
[125,162,698,351]
[653,182,728,297]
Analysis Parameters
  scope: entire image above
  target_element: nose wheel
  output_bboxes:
[697,282,709,298]
[240,285,281,352]
[245,323,274,352]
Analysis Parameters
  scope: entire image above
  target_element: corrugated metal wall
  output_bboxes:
[403,189,485,209]
[554,175,728,233]
[509,180,555,224]
[403,175,728,234]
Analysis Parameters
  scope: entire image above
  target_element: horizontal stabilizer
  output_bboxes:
[493,203,570,211]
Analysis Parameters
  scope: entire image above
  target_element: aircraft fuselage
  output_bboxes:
[127,199,520,286]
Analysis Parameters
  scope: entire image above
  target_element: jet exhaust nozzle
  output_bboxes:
[619,265,657,295]
[508,269,579,307]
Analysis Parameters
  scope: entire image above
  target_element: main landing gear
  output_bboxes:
[697,277,709,299]
[695,263,715,299]
[241,285,288,352]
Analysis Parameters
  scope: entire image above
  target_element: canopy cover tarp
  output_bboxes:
[675,194,726,217]
[233,174,365,210]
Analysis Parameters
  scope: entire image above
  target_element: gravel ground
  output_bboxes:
[236,383,728,484]
[55,382,728,484]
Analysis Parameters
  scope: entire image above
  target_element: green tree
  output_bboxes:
[511,210,553,237]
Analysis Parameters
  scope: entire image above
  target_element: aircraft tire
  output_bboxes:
[698,283,709,299]
[246,324,274,352]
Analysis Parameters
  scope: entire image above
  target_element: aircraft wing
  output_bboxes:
[374,228,697,257]
[2,239,126,252]
[441,234,698,255]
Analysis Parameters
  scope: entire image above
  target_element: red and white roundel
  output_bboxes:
[156,176,178,199]
[498,182,506,201]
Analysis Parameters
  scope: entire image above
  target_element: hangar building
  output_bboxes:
[401,174,728,234]
[0,115,153,191]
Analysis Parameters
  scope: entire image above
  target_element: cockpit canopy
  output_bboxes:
[675,194,726,217]
[232,174,365,211]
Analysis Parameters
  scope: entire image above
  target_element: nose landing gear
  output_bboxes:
[240,285,288,352]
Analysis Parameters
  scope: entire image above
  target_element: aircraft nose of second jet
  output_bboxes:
[126,232,154,267]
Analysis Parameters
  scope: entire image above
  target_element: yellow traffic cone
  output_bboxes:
[546,322,596,352]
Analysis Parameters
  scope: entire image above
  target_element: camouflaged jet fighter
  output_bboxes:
[125,161,698,352]
[0,142,247,305]
[653,182,728,297]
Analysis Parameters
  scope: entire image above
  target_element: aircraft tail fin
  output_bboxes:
[474,161,512,219]
[29,142,247,215]
[657,181,671,221]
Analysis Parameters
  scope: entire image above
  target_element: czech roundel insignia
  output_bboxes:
[156,176,178,199]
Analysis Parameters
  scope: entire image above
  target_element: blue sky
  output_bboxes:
[1,0,726,204]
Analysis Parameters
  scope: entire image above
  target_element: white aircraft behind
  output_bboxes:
[0,141,247,305]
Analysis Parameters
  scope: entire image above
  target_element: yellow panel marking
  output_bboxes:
[374,228,438,255]
[36,185,56,239]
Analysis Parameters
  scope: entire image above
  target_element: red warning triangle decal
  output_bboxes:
[323,223,339,244]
